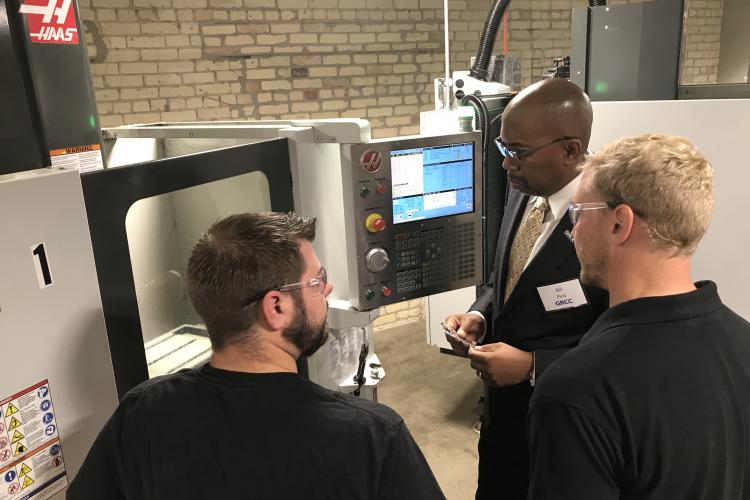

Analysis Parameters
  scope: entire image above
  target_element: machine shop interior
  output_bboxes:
[1,0,749,498]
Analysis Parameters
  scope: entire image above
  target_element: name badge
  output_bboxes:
[537,279,589,312]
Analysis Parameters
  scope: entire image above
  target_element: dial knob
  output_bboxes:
[365,248,390,273]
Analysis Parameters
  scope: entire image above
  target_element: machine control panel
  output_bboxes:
[344,132,482,310]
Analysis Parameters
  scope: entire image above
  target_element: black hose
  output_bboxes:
[470,0,512,81]
[461,94,490,163]
[589,0,607,5]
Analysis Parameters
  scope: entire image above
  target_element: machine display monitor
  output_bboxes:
[390,142,474,224]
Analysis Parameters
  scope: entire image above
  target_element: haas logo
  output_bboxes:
[19,0,79,44]
[359,150,382,174]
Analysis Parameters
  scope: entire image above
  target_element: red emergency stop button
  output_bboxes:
[382,286,392,297]
[365,213,386,233]
[376,183,386,195]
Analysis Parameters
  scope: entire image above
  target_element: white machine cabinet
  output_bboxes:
[0,168,118,499]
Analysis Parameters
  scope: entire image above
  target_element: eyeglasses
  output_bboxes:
[567,201,622,226]
[243,267,328,306]
[495,136,577,162]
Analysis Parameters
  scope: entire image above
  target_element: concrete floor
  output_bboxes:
[375,320,483,500]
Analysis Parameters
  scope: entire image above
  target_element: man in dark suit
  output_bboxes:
[444,78,608,500]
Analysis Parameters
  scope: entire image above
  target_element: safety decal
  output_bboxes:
[49,144,103,172]
[0,380,68,499]
[18,464,30,478]
[20,476,33,490]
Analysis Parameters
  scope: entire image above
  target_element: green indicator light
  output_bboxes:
[89,114,96,129]
[595,82,609,94]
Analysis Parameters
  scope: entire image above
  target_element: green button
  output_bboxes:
[366,289,375,300]
[360,186,370,197]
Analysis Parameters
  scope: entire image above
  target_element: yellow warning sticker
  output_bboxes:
[8,417,21,430]
[5,404,18,417]
[22,475,34,489]
[11,430,24,445]
[14,443,27,456]
[19,462,32,477]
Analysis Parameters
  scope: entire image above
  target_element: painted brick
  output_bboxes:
[159,86,197,97]
[225,34,254,45]
[270,22,300,33]
[257,34,288,44]
[247,68,277,79]
[141,48,180,60]
[120,62,159,74]
[158,61,195,72]
[201,24,236,35]
[259,103,290,114]
[292,78,323,88]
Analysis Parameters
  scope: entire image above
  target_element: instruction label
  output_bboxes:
[49,144,103,173]
[0,381,67,500]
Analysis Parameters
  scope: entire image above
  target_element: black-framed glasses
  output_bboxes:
[567,201,622,226]
[495,136,577,162]
[243,267,328,306]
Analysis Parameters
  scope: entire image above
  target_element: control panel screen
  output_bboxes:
[390,142,474,224]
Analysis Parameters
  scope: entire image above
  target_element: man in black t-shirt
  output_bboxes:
[68,212,444,500]
[528,134,750,499]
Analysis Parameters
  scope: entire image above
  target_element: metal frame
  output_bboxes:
[82,139,294,399]
[678,84,750,100]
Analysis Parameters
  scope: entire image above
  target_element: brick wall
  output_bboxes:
[82,0,500,136]
[81,0,720,330]
[681,0,724,84]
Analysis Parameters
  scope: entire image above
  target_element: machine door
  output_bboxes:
[82,139,294,398]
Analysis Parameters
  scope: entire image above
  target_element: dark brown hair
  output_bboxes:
[186,211,316,350]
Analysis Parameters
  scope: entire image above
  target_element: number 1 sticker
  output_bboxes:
[31,242,53,288]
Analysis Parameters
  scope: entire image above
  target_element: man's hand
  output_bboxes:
[442,313,484,353]
[468,342,533,387]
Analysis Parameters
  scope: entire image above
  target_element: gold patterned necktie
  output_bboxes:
[504,196,549,303]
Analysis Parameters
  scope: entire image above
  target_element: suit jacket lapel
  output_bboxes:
[501,216,577,313]
[493,189,527,312]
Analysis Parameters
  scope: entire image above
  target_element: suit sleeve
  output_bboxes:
[527,402,622,500]
[470,276,494,319]
[378,421,446,500]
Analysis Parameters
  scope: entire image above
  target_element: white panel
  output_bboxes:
[0,168,118,498]
[591,99,750,320]
[425,287,477,348]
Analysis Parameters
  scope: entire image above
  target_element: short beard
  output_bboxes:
[282,291,329,357]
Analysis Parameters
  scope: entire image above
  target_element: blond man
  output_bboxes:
[528,134,750,499]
